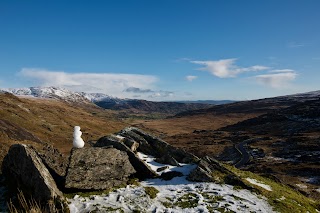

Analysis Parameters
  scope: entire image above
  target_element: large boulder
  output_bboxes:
[65,147,136,191]
[119,127,199,164]
[1,144,64,207]
[94,135,158,179]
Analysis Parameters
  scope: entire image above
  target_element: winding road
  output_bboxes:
[234,140,251,168]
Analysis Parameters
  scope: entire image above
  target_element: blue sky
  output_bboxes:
[1,0,320,100]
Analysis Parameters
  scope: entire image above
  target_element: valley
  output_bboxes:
[0,87,319,212]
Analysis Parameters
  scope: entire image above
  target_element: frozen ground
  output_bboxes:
[68,152,275,213]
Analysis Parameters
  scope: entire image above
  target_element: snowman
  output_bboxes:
[73,126,85,148]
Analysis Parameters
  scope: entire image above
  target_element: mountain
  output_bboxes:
[1,87,91,104]
[2,87,212,116]
[94,98,211,115]
[176,100,235,105]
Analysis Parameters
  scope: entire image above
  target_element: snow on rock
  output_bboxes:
[68,152,275,213]
[73,126,85,148]
[245,178,272,191]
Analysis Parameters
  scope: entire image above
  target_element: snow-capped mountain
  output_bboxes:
[1,87,92,103]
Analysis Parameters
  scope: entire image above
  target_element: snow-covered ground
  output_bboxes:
[68,152,275,213]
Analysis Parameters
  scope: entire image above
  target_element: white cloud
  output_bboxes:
[190,59,269,78]
[253,71,298,89]
[185,75,198,82]
[148,91,174,98]
[19,68,158,98]
[269,69,295,73]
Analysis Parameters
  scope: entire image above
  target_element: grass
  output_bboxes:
[174,193,199,208]
[224,164,320,213]
[8,190,69,213]
[144,186,159,199]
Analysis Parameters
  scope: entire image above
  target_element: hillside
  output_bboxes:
[131,91,320,199]
[0,92,126,166]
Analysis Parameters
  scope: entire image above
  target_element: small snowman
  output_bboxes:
[73,126,85,148]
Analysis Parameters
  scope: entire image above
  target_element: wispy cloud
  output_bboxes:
[124,87,154,93]
[190,59,269,78]
[287,42,307,48]
[185,75,198,82]
[252,69,297,89]
[148,91,174,98]
[19,68,158,98]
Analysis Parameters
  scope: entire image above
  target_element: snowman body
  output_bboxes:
[73,126,85,148]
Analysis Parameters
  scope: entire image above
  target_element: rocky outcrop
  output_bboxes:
[187,156,250,189]
[1,144,64,207]
[65,147,136,191]
[119,127,199,164]
[94,135,158,179]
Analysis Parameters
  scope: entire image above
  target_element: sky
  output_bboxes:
[0,0,320,101]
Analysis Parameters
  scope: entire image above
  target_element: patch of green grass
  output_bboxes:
[174,193,199,208]
[161,201,173,208]
[103,206,124,213]
[211,170,228,184]
[127,178,140,186]
[224,164,320,213]
[144,186,159,199]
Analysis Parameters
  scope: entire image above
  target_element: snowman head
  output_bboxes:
[74,126,81,131]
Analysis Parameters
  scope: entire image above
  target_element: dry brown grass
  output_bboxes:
[132,113,260,136]
[0,93,126,161]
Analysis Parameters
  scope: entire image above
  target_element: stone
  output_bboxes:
[160,171,183,180]
[65,147,136,191]
[120,127,199,164]
[156,166,169,172]
[187,156,250,189]
[36,144,68,190]
[1,144,64,205]
[155,153,180,167]
[94,136,158,179]
[123,138,139,152]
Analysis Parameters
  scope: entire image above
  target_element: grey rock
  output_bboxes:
[94,136,158,179]
[123,138,139,152]
[187,156,250,189]
[37,144,68,190]
[1,144,64,204]
[65,147,136,191]
[155,153,180,167]
[120,127,199,164]
[160,171,183,180]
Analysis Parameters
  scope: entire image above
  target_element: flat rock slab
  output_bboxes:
[65,147,136,191]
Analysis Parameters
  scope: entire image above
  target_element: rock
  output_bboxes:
[187,156,250,189]
[37,144,68,190]
[94,136,158,179]
[65,147,136,191]
[118,129,156,155]
[156,166,169,172]
[120,127,199,164]
[1,144,64,207]
[155,153,180,167]
[160,171,183,180]
[123,138,139,152]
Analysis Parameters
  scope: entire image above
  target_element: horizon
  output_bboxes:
[1,1,320,101]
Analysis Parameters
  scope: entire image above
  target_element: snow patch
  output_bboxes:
[68,152,275,212]
[245,178,272,191]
